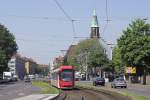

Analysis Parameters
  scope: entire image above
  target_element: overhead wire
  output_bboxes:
[100,0,109,45]
[71,20,76,39]
[105,0,109,22]
[53,0,76,44]
[0,14,135,22]
[97,0,116,60]
[100,0,112,45]
[16,38,72,42]
[7,0,116,47]
[53,0,72,21]
[0,14,71,21]
[101,0,111,35]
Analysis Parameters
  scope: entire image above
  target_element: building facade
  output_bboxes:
[38,64,49,76]
[8,54,26,80]
[25,58,37,75]
[52,56,64,69]
[8,54,37,80]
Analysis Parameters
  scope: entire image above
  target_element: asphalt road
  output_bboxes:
[0,81,41,100]
[78,81,150,97]
[118,83,150,97]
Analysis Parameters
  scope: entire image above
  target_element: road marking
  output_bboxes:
[18,93,25,96]
[13,94,48,100]
[13,94,59,100]
[4,91,12,95]
[0,94,3,96]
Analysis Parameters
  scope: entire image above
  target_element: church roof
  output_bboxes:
[91,10,99,27]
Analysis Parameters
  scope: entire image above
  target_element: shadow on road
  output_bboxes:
[0,80,16,85]
[62,87,80,91]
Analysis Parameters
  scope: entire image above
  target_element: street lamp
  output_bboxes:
[107,43,115,60]
[81,49,89,81]
[60,50,67,56]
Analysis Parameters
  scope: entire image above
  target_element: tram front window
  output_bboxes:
[61,70,73,81]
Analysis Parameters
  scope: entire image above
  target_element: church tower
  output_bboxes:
[90,10,100,38]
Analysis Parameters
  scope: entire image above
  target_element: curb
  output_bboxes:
[42,94,59,100]
[50,92,66,100]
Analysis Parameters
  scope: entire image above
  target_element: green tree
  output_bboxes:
[118,19,150,84]
[76,39,102,73]
[66,38,110,77]
[65,45,79,70]
[0,24,18,74]
[112,46,122,73]
[87,39,109,69]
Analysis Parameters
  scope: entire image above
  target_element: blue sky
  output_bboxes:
[0,0,150,64]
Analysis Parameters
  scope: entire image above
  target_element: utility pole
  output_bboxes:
[85,52,88,81]
[60,50,67,57]
[142,18,148,85]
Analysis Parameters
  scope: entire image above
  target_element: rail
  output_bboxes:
[55,87,131,100]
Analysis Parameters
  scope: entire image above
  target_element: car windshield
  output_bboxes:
[115,78,124,81]
[96,78,104,81]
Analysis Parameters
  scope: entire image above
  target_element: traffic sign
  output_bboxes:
[125,67,136,74]
[131,67,136,73]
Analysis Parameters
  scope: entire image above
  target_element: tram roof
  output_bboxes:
[52,65,74,72]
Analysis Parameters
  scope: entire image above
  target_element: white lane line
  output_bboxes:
[0,94,3,96]
[13,94,48,100]
[18,93,25,96]
[42,94,59,100]
[4,91,13,95]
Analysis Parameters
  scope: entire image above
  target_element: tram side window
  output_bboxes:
[51,73,54,79]
[52,72,58,80]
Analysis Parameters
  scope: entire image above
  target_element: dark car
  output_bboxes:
[111,78,127,88]
[93,77,105,86]
[24,77,31,82]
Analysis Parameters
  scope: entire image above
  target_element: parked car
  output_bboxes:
[111,78,127,88]
[24,76,31,82]
[28,75,35,80]
[11,75,18,82]
[93,77,105,86]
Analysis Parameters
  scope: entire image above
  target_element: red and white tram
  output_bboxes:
[51,66,75,89]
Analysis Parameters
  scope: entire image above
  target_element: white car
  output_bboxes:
[111,78,127,88]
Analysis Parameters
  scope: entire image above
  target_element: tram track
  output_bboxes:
[56,87,130,100]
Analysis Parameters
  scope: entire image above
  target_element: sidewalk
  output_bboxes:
[127,83,150,87]
[13,94,59,100]
[99,81,150,97]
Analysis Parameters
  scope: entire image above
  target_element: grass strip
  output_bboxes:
[76,83,131,100]
[121,91,150,100]
[32,81,60,94]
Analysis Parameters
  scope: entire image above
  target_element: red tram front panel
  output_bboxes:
[51,66,75,89]
[59,66,74,89]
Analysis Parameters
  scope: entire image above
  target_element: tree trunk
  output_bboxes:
[129,74,131,83]
[94,66,96,77]
[143,66,146,85]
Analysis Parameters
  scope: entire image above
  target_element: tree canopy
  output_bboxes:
[0,24,18,74]
[66,38,110,72]
[118,19,150,68]
[112,46,122,73]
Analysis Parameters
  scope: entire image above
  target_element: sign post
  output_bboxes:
[125,67,136,83]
